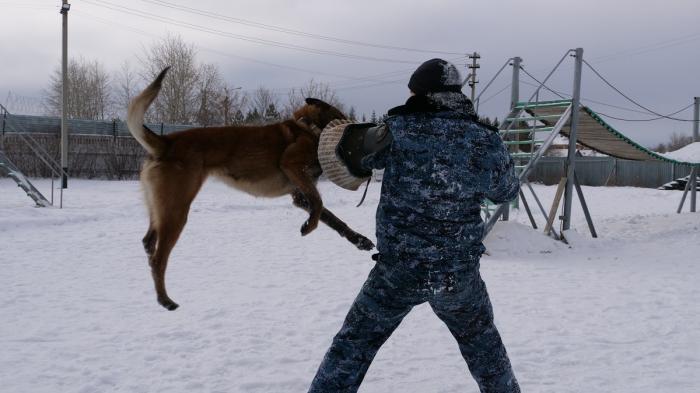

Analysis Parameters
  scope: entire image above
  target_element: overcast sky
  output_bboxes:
[1,0,699,146]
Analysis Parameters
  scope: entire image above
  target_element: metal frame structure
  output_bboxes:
[480,47,700,243]
[480,48,598,242]
[562,48,584,231]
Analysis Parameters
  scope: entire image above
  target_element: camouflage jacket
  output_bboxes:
[362,92,519,264]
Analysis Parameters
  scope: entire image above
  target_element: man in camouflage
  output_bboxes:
[309,58,521,393]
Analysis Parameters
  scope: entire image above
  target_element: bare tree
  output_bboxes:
[249,86,279,124]
[284,79,345,118]
[195,63,224,126]
[44,56,112,120]
[139,34,199,124]
[113,60,139,119]
[652,132,694,153]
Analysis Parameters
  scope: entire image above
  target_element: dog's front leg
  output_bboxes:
[292,191,375,251]
[281,170,322,236]
[281,138,327,235]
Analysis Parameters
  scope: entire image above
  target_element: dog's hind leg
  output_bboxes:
[143,165,204,311]
[292,191,374,250]
[142,225,157,258]
[141,174,158,258]
[149,210,188,311]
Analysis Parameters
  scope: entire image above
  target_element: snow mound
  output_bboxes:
[660,142,700,164]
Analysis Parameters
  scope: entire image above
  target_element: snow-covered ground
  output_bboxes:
[1,178,699,393]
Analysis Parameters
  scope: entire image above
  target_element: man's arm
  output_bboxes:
[361,143,390,171]
[486,135,520,204]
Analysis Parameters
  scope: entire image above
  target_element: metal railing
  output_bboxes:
[1,104,68,207]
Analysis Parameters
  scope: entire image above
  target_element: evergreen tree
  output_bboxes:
[264,103,280,122]
[370,110,377,123]
[348,106,357,121]
[245,108,262,124]
[232,109,245,125]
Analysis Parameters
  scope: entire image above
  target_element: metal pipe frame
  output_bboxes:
[499,50,574,141]
[677,171,693,214]
[482,103,573,238]
[562,48,584,231]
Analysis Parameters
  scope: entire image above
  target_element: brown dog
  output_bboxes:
[127,67,374,311]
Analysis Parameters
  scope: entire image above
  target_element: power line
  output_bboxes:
[327,54,467,92]
[334,78,405,92]
[519,66,567,100]
[520,80,695,122]
[82,0,422,64]
[520,80,638,114]
[75,9,414,86]
[589,32,700,64]
[141,0,465,56]
[583,59,696,122]
[479,83,512,106]
[73,9,431,95]
[590,104,694,122]
[519,64,696,121]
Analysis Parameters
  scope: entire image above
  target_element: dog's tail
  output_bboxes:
[127,67,170,157]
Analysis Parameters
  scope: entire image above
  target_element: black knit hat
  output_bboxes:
[408,58,463,95]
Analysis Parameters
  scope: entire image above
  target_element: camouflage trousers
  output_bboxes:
[308,255,520,393]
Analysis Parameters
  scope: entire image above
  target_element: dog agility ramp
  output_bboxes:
[0,150,51,207]
[516,100,700,167]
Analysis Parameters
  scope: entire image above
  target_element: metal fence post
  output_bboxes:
[671,162,676,183]
[503,56,522,222]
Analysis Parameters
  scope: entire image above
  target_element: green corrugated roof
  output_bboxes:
[511,99,699,167]
[582,107,699,167]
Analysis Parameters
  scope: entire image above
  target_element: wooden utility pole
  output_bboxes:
[467,52,480,102]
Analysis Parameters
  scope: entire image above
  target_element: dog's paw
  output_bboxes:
[353,235,375,251]
[301,219,318,236]
[158,297,179,311]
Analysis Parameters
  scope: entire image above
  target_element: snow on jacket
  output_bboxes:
[362,92,519,263]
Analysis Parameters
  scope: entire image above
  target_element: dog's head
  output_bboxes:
[294,98,347,131]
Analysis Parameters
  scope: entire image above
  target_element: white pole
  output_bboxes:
[60,1,70,189]
[693,97,699,142]
[690,97,698,212]
[510,57,522,110]
[503,56,522,222]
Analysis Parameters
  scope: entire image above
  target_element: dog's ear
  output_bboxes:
[305,97,330,108]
